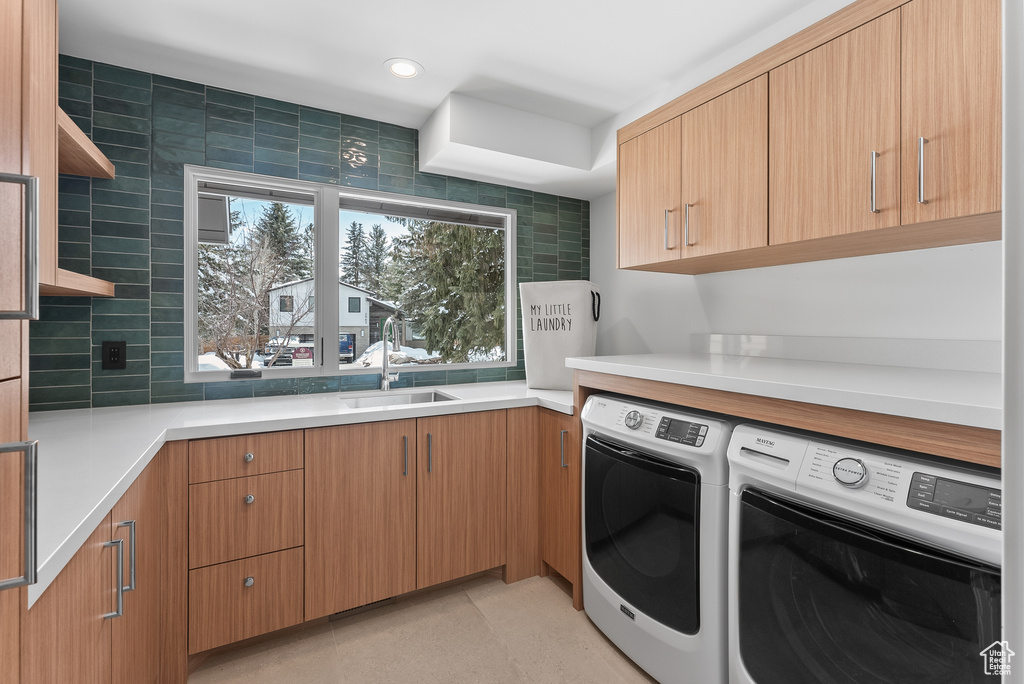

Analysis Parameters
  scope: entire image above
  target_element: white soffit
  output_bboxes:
[420,94,607,198]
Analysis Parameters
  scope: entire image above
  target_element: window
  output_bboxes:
[184,165,516,382]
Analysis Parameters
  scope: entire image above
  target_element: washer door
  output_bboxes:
[584,434,701,634]
[738,489,1001,684]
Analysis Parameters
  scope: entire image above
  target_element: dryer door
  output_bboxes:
[584,434,701,634]
[737,489,1001,684]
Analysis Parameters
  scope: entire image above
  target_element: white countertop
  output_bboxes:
[26,381,572,606]
[566,352,1001,430]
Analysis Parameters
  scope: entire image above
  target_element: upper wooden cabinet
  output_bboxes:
[618,117,681,269]
[680,75,767,258]
[900,0,1001,224]
[770,11,900,243]
[616,0,1002,275]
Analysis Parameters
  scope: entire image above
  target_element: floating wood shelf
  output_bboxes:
[40,268,116,297]
[56,108,115,179]
[40,108,116,297]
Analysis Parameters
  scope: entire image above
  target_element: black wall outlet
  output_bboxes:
[102,341,127,370]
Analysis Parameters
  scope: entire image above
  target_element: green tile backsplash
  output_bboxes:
[28,55,590,411]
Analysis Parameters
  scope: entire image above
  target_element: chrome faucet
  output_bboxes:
[380,316,401,391]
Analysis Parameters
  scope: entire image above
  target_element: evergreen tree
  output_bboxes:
[386,220,505,363]
[255,202,311,281]
[341,221,366,288]
[363,224,389,295]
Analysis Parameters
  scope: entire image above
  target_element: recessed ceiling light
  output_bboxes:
[384,58,424,79]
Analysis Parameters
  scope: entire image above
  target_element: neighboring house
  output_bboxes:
[268,279,406,359]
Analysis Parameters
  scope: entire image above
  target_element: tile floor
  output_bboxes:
[189,572,657,683]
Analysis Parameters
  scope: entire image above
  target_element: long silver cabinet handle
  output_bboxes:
[559,430,568,468]
[0,440,38,590]
[0,173,39,320]
[870,151,879,214]
[118,520,136,592]
[918,137,928,204]
[103,538,125,619]
[403,435,408,477]
[663,209,669,250]
[427,433,433,473]
[683,203,691,247]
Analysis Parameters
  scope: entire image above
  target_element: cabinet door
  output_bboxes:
[770,11,900,244]
[24,0,57,287]
[0,381,23,684]
[305,420,416,620]
[417,411,506,588]
[22,514,114,684]
[901,0,1000,223]
[679,75,768,258]
[539,409,580,595]
[110,442,188,684]
[617,117,681,269]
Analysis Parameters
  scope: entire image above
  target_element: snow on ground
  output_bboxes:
[355,341,441,367]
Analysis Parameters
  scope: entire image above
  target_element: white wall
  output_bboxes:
[589,192,710,355]
[590,191,1003,358]
[696,241,1003,340]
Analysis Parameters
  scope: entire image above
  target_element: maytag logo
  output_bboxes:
[620,604,636,620]
[756,437,776,448]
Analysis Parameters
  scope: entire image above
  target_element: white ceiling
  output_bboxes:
[59,0,852,199]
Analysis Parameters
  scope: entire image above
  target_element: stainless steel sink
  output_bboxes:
[338,390,455,409]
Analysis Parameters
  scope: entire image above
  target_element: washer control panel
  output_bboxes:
[799,442,903,505]
[655,416,707,447]
[906,473,1002,530]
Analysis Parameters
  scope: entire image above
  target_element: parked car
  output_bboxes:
[264,336,300,366]
[339,333,354,363]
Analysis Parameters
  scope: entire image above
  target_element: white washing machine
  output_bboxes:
[727,423,1001,684]
[581,394,737,684]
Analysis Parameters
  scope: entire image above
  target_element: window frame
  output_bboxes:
[348,296,361,314]
[183,164,517,384]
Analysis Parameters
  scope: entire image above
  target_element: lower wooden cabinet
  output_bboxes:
[539,408,582,610]
[188,547,304,654]
[21,442,187,684]
[186,434,305,655]
[111,441,188,683]
[188,469,303,569]
[21,513,114,684]
[417,411,507,588]
[304,420,417,621]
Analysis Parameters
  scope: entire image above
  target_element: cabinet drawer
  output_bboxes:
[187,548,304,654]
[189,470,303,569]
[189,430,303,484]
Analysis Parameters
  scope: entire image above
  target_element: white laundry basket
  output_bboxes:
[519,280,600,390]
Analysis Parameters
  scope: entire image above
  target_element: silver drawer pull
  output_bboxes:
[103,538,125,619]
[244,494,255,505]
[0,440,38,591]
[559,430,568,468]
[243,452,254,463]
[244,576,254,588]
[0,173,39,320]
